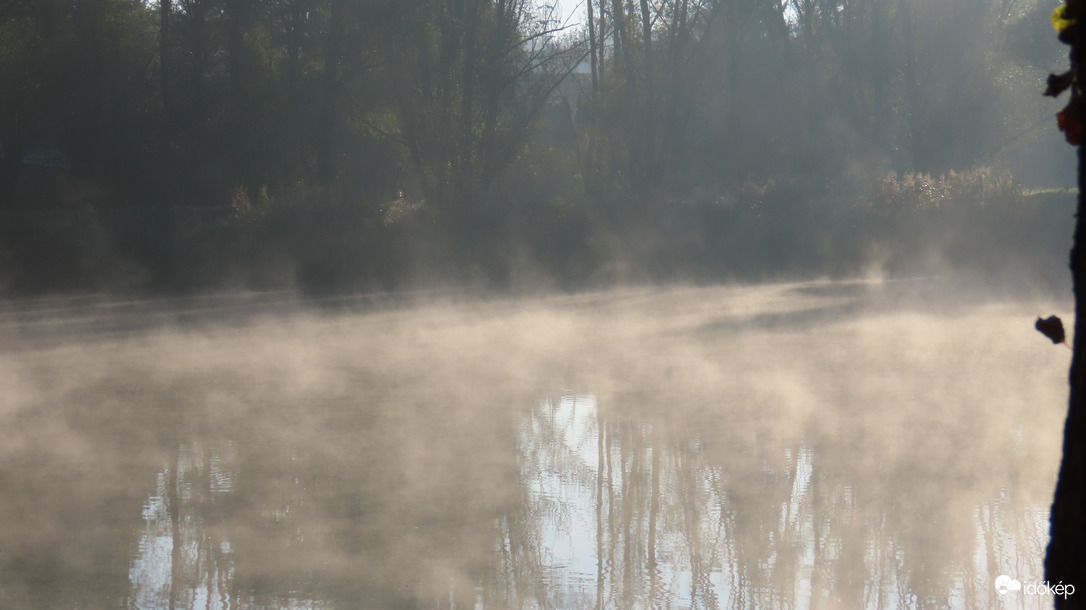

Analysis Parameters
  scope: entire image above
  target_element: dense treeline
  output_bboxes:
[0,0,1074,294]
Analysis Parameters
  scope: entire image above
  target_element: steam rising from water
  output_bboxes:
[0,281,1069,608]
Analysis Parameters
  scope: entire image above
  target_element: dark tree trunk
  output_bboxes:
[316,0,344,186]
[1048,165,1086,606]
[189,0,207,119]
[639,0,656,185]
[1047,13,1086,608]
[160,0,172,122]
[1047,154,1086,608]
[225,0,245,111]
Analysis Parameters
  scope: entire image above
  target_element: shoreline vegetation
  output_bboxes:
[1,167,1074,297]
[0,0,1075,297]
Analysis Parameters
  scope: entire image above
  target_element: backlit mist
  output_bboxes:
[0,0,1080,607]
[0,281,1069,608]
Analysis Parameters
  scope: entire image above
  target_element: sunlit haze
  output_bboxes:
[0,281,1071,608]
[0,0,1080,607]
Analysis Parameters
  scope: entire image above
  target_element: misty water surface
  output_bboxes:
[0,281,1069,609]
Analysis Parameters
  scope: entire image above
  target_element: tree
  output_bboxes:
[387,0,583,213]
[1046,0,1086,605]
[581,0,728,191]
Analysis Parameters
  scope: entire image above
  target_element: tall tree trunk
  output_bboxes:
[190,0,207,120]
[283,0,303,92]
[1047,148,1086,609]
[160,0,173,122]
[638,0,655,185]
[75,0,104,162]
[225,0,245,111]
[1047,12,1086,607]
[583,0,600,192]
[316,0,344,186]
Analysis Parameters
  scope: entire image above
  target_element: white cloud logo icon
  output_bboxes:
[995,575,1022,595]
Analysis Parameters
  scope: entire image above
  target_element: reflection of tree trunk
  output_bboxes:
[620,424,637,605]
[595,403,606,610]
[647,425,659,602]
[167,445,181,610]
[810,495,826,608]
[194,443,213,606]
[979,503,999,606]
[677,447,705,603]
[605,417,617,602]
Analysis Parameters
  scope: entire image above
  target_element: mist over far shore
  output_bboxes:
[0,179,1076,299]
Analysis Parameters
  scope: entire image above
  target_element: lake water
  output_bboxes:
[0,281,1070,609]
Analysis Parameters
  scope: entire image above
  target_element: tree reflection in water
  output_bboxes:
[0,283,1064,609]
[127,385,1053,609]
[522,390,1053,609]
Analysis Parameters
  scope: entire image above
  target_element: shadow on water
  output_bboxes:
[0,281,1068,609]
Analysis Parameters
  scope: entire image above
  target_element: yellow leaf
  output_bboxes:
[1053,4,1076,33]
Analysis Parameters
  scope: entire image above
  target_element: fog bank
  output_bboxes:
[0,280,1069,608]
